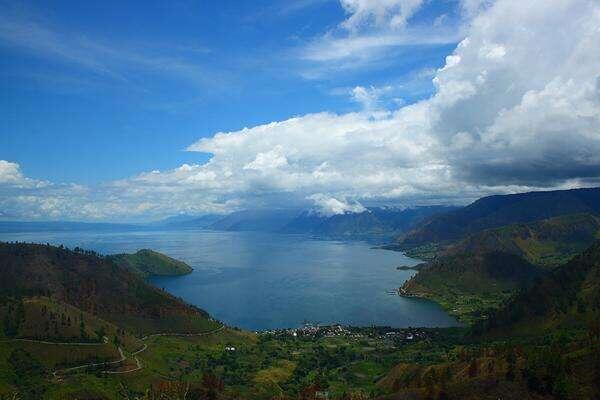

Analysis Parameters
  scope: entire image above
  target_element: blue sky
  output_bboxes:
[1,0,598,221]
[1,0,458,184]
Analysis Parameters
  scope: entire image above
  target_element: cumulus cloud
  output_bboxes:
[309,194,367,216]
[349,85,395,111]
[1,0,599,221]
[184,0,600,207]
[0,161,24,185]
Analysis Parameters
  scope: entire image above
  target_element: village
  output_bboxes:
[260,323,431,344]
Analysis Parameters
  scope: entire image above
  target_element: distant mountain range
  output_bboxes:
[279,206,458,239]
[154,213,224,228]
[206,209,302,232]
[0,206,458,242]
[147,205,458,239]
[0,220,143,233]
[192,205,457,240]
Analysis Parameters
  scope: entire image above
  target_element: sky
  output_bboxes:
[0,0,599,221]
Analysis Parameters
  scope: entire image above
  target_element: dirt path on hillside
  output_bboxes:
[49,325,226,377]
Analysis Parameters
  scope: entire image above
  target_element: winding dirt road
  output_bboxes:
[50,325,226,377]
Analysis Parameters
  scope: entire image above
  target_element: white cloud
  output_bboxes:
[298,0,464,77]
[340,0,425,31]
[308,194,367,216]
[0,161,25,185]
[299,24,461,70]
[244,146,289,171]
[350,85,394,111]
[1,0,599,221]
[460,0,492,19]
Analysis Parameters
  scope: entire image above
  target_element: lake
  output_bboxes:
[0,229,458,330]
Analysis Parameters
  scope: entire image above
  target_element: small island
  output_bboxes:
[108,249,193,278]
[396,263,426,271]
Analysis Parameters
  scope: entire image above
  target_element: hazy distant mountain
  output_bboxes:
[398,187,600,247]
[156,214,224,228]
[207,209,303,232]
[198,206,457,238]
[280,206,458,239]
[0,220,141,233]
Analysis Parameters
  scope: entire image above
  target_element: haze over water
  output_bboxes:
[0,229,458,330]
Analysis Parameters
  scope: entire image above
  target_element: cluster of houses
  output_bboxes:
[261,323,430,343]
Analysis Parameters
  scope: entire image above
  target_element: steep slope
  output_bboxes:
[107,249,193,277]
[477,241,600,336]
[398,187,600,247]
[0,242,216,335]
[0,296,141,351]
[445,213,600,268]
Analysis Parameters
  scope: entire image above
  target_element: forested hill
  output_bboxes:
[0,242,215,335]
[398,187,600,247]
[381,243,600,400]
[476,240,600,336]
[400,213,600,323]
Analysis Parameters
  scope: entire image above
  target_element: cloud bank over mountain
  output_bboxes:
[1,0,599,221]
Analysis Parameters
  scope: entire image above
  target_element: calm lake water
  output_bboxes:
[0,229,458,330]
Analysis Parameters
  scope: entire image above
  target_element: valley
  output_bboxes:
[0,187,598,399]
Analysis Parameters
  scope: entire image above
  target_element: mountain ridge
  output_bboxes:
[397,187,600,248]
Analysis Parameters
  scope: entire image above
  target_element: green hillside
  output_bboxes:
[379,242,600,400]
[108,249,193,278]
[401,252,541,324]
[446,213,600,267]
[0,242,215,335]
[400,214,600,323]
[1,296,141,350]
[476,241,600,336]
[0,242,226,399]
